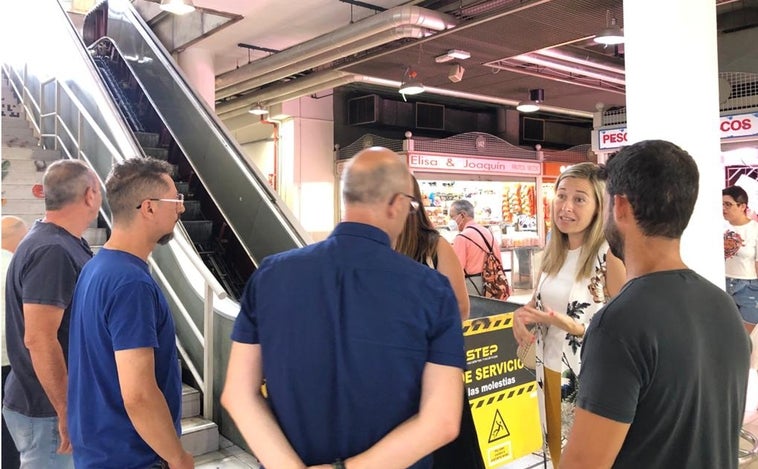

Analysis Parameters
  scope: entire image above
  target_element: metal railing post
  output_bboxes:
[202,283,215,420]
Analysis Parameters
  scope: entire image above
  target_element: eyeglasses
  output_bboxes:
[136,193,185,209]
[723,201,741,208]
[393,192,420,213]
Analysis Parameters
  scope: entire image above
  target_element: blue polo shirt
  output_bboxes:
[68,249,181,469]
[4,220,92,417]
[232,222,465,468]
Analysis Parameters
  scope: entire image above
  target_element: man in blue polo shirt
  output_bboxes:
[222,146,466,469]
[3,160,101,468]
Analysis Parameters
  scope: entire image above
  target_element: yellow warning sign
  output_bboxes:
[464,312,542,467]
[488,409,510,443]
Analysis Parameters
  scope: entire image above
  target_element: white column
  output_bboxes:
[623,0,724,287]
[178,47,216,110]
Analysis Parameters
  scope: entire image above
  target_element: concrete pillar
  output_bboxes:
[178,47,216,110]
[624,0,724,287]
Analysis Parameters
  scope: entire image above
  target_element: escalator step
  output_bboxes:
[180,200,203,221]
[176,181,190,196]
[134,131,159,148]
[143,147,169,160]
[182,220,213,244]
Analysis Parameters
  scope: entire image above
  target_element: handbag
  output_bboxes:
[516,331,536,370]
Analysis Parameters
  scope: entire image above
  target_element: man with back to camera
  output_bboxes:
[560,140,750,469]
[67,157,193,469]
[2,215,28,469]
[3,159,101,469]
[221,146,466,469]
[449,199,503,296]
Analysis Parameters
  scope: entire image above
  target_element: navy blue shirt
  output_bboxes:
[232,222,466,468]
[4,221,92,417]
[68,249,182,469]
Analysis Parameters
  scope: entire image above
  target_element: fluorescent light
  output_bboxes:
[516,88,544,112]
[399,67,424,95]
[434,49,471,63]
[399,80,424,95]
[160,0,195,15]
[594,13,624,45]
[248,104,269,115]
[516,102,540,113]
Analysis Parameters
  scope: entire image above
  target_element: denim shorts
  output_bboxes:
[727,278,758,324]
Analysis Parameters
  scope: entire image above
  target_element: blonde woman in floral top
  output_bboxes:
[513,163,625,467]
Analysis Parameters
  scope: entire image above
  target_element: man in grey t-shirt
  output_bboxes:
[3,160,101,468]
[560,140,750,469]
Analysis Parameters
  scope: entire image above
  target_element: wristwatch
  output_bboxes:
[332,459,346,469]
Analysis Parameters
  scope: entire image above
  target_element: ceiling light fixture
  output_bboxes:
[516,88,544,113]
[248,103,269,116]
[159,0,196,15]
[399,67,424,96]
[434,49,471,63]
[594,9,624,45]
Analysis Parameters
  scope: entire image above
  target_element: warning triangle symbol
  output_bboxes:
[488,409,510,443]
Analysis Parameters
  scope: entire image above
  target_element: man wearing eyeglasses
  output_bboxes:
[67,157,193,469]
[222,146,465,469]
[449,199,503,296]
[4,159,101,469]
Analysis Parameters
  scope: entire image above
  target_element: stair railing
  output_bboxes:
[1,0,231,422]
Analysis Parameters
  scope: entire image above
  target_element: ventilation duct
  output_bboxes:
[215,5,456,100]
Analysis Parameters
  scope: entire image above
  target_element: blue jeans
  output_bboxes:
[727,278,758,324]
[1,407,73,469]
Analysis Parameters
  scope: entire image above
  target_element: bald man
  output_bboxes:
[222,147,465,469]
[2,216,28,469]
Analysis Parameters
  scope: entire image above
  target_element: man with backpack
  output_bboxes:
[450,200,509,300]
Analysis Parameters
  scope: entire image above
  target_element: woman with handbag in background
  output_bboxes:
[395,176,482,469]
[512,162,625,467]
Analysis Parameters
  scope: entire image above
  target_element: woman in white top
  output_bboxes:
[723,185,758,332]
[512,163,625,467]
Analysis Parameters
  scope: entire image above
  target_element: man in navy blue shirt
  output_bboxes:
[3,159,101,469]
[222,146,466,469]
[67,157,193,469]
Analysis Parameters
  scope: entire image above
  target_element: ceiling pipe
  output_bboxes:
[215,5,456,99]
[509,54,626,86]
[218,71,593,122]
[215,26,428,112]
[217,71,350,115]
[535,48,626,76]
[486,62,626,95]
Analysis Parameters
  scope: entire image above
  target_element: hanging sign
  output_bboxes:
[463,313,542,467]
[597,112,758,150]
[408,154,541,176]
[720,113,758,139]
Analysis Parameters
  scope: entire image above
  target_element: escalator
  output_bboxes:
[82,0,310,286]
[91,45,250,298]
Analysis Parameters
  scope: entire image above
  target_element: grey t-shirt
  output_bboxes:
[4,221,92,417]
[578,269,750,469]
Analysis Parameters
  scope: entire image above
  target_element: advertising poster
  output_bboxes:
[463,313,542,467]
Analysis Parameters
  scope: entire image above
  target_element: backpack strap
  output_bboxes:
[467,226,496,254]
[457,233,487,254]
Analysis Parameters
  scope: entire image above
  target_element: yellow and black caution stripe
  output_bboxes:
[463,312,515,335]
[469,382,536,409]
